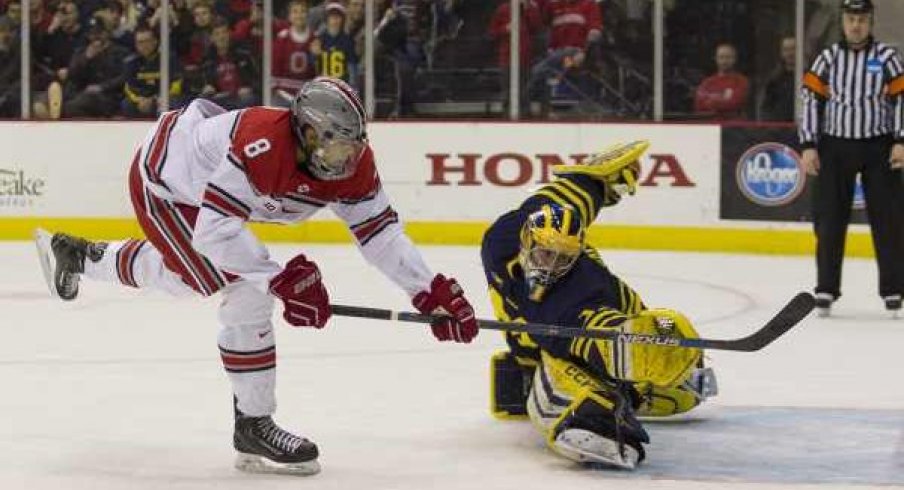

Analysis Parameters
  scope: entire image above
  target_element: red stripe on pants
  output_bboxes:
[144,111,179,186]
[116,239,144,288]
[128,153,232,296]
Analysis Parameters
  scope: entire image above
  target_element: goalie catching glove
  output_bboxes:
[595,308,702,387]
[269,254,332,328]
[552,140,649,199]
[413,274,479,343]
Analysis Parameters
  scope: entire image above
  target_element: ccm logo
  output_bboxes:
[426,153,695,187]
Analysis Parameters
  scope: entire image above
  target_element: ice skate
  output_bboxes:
[233,407,320,476]
[552,428,642,470]
[34,229,106,301]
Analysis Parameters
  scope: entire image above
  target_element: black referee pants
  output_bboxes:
[814,135,904,299]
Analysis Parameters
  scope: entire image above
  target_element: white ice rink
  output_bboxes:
[1,241,903,490]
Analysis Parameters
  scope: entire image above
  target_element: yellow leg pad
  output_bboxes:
[527,352,606,441]
[635,382,703,417]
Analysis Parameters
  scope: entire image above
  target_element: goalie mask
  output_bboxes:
[291,77,367,180]
[519,204,585,301]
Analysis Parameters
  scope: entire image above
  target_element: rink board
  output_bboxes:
[0,120,874,256]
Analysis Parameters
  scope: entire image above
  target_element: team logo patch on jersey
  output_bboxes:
[867,59,883,74]
[735,142,806,207]
[261,198,279,213]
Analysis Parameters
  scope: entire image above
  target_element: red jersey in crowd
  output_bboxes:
[272,27,317,93]
[232,19,290,55]
[228,0,251,20]
[489,1,542,67]
[184,31,211,67]
[215,58,241,94]
[694,72,750,118]
[543,0,602,50]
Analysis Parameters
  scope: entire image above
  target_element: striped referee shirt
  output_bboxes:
[800,38,904,147]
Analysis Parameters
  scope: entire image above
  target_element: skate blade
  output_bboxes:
[552,429,639,470]
[34,228,60,300]
[234,452,321,476]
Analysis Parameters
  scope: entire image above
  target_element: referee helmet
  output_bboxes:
[841,0,874,14]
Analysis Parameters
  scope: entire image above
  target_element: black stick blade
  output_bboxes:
[702,292,816,352]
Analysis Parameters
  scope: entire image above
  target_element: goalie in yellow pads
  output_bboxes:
[480,141,717,469]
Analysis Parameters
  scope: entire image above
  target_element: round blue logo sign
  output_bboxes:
[736,143,806,207]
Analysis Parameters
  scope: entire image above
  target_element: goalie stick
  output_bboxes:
[331,292,815,352]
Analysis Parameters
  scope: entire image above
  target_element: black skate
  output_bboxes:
[34,229,106,301]
[884,295,902,319]
[234,405,320,476]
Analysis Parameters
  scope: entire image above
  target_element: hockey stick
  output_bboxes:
[331,292,815,352]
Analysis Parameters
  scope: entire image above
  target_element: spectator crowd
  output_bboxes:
[0,0,367,118]
[0,0,809,121]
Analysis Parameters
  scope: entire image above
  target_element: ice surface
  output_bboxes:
[1,242,902,490]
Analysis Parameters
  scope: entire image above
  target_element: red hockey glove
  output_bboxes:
[412,274,478,343]
[269,254,331,328]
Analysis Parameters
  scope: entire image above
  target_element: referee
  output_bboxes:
[799,0,904,317]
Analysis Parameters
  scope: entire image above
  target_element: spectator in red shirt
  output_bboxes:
[184,1,215,67]
[489,0,541,114]
[542,0,601,51]
[490,0,541,70]
[232,0,289,57]
[528,0,601,114]
[176,0,216,97]
[271,0,316,105]
[694,42,749,119]
[200,19,258,110]
[223,0,251,25]
[30,0,53,34]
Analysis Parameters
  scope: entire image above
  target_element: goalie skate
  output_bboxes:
[552,428,641,470]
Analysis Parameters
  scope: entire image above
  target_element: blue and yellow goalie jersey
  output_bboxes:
[480,174,646,371]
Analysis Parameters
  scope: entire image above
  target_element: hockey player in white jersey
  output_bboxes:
[34,77,479,476]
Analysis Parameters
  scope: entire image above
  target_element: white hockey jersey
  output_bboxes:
[135,99,433,296]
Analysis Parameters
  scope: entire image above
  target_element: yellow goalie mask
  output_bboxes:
[519,204,585,302]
